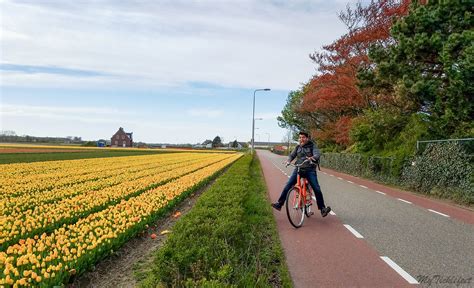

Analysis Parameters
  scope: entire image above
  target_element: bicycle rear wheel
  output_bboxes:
[286,187,305,228]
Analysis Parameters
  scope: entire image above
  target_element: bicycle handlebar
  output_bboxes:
[285,158,314,167]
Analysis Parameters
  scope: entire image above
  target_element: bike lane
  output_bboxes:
[258,150,412,288]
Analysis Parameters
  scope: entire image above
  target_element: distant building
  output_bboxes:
[227,141,245,149]
[252,141,288,149]
[111,127,133,147]
[97,139,107,147]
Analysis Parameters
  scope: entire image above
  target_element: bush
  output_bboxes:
[321,142,473,205]
[140,155,291,287]
[401,142,473,204]
[320,153,397,182]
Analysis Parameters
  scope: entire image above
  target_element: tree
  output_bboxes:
[363,0,473,137]
[301,0,410,147]
[277,90,307,132]
[212,136,222,148]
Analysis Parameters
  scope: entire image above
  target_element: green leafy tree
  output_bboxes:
[277,90,307,133]
[212,136,222,148]
[362,1,474,138]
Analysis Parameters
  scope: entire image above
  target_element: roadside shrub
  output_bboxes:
[350,109,409,154]
[140,155,291,287]
[321,153,396,182]
[401,142,473,204]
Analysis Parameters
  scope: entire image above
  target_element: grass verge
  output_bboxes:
[138,154,292,287]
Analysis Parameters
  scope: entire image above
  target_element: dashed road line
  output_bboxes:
[347,180,354,184]
[428,209,450,218]
[397,198,412,204]
[380,256,419,284]
[376,190,386,195]
[359,185,368,189]
[329,174,334,177]
[329,211,336,216]
[337,177,343,180]
[343,225,364,238]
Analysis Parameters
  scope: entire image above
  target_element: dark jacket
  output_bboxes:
[288,140,320,171]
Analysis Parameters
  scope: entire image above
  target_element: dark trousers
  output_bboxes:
[278,168,326,210]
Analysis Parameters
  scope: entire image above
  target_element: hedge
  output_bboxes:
[320,142,473,205]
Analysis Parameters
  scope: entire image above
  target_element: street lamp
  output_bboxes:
[265,133,270,148]
[251,88,271,154]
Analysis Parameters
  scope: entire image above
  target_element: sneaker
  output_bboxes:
[321,206,331,217]
[271,202,282,211]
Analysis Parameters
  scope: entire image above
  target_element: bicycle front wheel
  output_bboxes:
[286,187,305,228]
[305,187,314,218]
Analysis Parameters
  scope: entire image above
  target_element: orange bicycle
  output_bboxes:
[286,159,315,228]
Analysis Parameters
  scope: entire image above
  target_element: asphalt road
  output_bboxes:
[258,150,474,288]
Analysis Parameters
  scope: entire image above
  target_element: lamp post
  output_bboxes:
[251,88,270,154]
[265,132,270,148]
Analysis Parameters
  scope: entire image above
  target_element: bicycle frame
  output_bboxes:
[286,159,315,228]
[291,167,312,208]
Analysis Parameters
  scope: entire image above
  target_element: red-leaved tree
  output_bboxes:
[300,0,410,147]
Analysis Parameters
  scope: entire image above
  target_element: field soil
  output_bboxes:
[68,179,211,288]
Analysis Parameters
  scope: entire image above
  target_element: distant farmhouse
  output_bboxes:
[253,141,289,149]
[111,127,133,147]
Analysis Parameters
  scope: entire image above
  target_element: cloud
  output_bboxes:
[0,63,110,77]
[0,0,349,90]
[187,108,224,118]
[1,103,136,124]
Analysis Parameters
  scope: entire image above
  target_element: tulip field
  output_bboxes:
[0,151,242,287]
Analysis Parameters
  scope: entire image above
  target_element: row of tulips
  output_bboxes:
[0,153,242,287]
[0,153,200,197]
[0,154,234,250]
[1,154,216,214]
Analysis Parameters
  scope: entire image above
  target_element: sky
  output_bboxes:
[0,0,351,144]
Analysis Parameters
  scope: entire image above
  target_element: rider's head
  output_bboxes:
[298,131,310,145]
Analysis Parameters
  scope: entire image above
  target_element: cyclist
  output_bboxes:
[271,131,331,217]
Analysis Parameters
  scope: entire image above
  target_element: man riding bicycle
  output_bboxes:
[271,131,331,217]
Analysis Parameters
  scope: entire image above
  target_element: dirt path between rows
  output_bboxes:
[68,186,208,288]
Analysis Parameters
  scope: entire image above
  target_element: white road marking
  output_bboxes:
[347,181,354,184]
[380,256,419,284]
[329,211,336,216]
[397,198,412,204]
[376,190,386,195]
[337,177,343,180]
[428,209,450,218]
[359,185,368,189]
[329,174,334,177]
[343,225,364,238]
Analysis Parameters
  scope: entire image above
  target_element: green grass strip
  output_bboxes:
[138,154,292,288]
